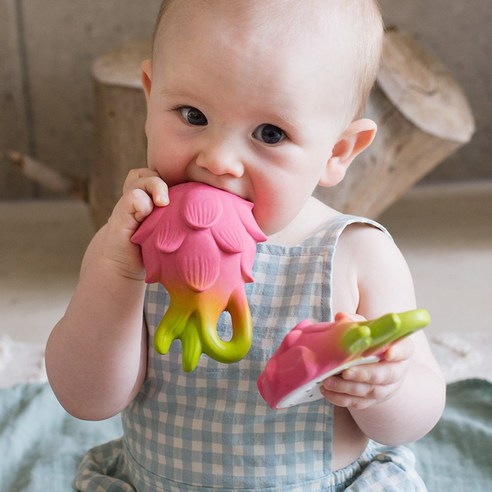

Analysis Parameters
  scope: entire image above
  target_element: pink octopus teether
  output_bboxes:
[131,182,267,372]
[257,309,430,409]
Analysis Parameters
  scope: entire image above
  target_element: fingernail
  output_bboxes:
[344,369,356,379]
[323,378,336,389]
[385,348,395,361]
[345,369,369,382]
[157,194,169,205]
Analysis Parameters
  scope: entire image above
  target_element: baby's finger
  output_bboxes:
[124,172,169,208]
[334,312,366,323]
[384,336,415,362]
[330,377,394,399]
[341,359,408,386]
[123,168,160,192]
[113,187,154,226]
[138,176,169,207]
[321,386,377,410]
[129,189,155,223]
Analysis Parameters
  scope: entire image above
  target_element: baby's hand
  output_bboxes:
[114,168,169,223]
[321,316,414,410]
[101,168,169,280]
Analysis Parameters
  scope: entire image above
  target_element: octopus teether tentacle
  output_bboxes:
[131,182,267,371]
[257,309,430,409]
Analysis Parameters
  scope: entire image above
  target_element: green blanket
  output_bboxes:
[0,380,490,491]
[409,379,492,491]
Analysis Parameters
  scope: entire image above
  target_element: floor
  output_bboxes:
[1,181,491,385]
[380,182,492,382]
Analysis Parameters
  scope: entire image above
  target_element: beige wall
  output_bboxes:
[0,0,161,198]
[1,0,491,199]
[1,0,30,197]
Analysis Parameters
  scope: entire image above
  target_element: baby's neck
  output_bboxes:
[266,197,339,247]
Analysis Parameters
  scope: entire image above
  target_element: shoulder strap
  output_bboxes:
[324,214,394,319]
[309,214,392,248]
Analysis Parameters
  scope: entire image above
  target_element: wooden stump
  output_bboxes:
[91,29,475,228]
[91,40,151,228]
[314,28,475,217]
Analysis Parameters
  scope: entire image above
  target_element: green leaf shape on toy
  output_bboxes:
[342,309,431,356]
[131,182,267,371]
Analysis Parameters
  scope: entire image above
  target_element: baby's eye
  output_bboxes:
[179,107,208,126]
[252,124,286,145]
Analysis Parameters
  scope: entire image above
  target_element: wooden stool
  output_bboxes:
[91,29,475,228]
[90,40,151,228]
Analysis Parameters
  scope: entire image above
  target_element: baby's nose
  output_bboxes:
[196,137,244,178]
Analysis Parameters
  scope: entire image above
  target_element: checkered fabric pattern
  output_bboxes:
[73,215,426,491]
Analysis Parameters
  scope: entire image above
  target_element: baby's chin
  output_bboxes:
[254,214,292,242]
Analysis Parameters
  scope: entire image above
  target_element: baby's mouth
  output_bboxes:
[188,176,251,203]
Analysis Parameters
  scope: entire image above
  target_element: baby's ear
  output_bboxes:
[319,119,377,187]
[141,59,153,104]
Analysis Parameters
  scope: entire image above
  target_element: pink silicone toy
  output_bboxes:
[257,309,430,409]
[131,182,267,371]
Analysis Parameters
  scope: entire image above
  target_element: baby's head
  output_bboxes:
[151,0,383,123]
[142,1,383,235]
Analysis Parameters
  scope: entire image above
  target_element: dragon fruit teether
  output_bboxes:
[131,182,267,371]
[257,309,430,409]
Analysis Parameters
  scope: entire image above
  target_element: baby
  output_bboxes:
[46,1,446,490]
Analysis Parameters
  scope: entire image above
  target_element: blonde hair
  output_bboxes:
[151,0,383,119]
[336,0,384,117]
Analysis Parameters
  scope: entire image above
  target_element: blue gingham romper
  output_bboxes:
[73,214,427,491]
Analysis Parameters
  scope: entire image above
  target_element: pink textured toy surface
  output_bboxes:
[131,182,267,371]
[257,309,430,409]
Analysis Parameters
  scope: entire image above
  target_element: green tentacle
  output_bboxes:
[199,289,253,364]
[180,313,203,372]
[154,307,191,355]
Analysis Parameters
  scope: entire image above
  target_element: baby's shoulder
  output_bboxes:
[336,221,409,281]
[337,220,394,252]
[337,221,415,311]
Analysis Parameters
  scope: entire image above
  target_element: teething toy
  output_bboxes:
[257,309,430,409]
[131,182,267,371]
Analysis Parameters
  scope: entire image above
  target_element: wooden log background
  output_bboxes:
[314,28,475,217]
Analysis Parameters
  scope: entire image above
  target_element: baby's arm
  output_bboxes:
[323,225,446,445]
[45,169,169,421]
